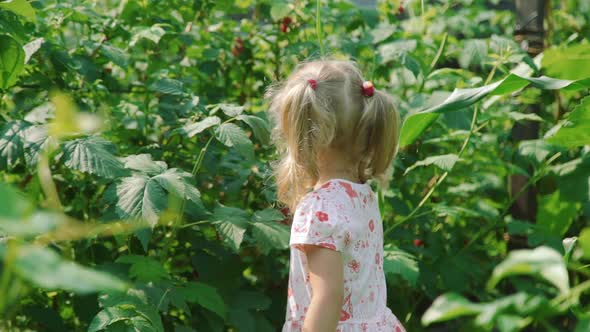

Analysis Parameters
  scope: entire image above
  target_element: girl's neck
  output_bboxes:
[315,150,363,190]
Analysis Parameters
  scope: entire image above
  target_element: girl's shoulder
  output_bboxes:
[296,178,372,211]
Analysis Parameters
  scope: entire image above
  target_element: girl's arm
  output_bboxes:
[301,245,344,332]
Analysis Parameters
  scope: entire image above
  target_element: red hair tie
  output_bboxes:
[362,81,375,97]
[307,79,318,90]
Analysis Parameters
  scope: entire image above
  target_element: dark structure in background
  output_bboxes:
[509,0,546,223]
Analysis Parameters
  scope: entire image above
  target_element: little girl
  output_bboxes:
[266,59,406,332]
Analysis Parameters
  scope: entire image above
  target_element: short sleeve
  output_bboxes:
[289,193,347,252]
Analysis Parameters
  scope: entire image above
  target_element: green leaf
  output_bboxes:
[487,246,569,294]
[208,103,244,117]
[62,136,126,178]
[403,154,459,175]
[399,74,590,147]
[459,39,487,68]
[545,96,590,147]
[0,34,25,89]
[401,53,421,79]
[270,3,290,21]
[517,139,558,162]
[100,43,129,68]
[378,39,417,63]
[0,182,33,220]
[0,120,30,169]
[236,114,271,145]
[0,0,36,22]
[507,112,544,122]
[422,293,483,326]
[543,44,590,80]
[130,25,166,46]
[210,204,249,252]
[23,37,44,63]
[88,307,138,332]
[149,78,183,95]
[153,168,201,203]
[106,175,167,227]
[579,228,590,259]
[181,116,221,138]
[121,154,168,176]
[183,282,227,319]
[382,244,419,286]
[5,244,128,294]
[537,190,581,237]
[23,124,52,168]
[116,255,168,282]
[214,123,254,160]
[252,209,290,253]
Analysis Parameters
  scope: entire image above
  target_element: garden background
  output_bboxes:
[1,0,590,331]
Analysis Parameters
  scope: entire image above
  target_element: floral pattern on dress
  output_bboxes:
[283,179,406,332]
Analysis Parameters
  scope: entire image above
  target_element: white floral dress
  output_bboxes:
[282,179,407,332]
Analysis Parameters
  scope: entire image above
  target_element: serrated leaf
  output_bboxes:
[24,124,54,168]
[487,246,569,294]
[459,39,487,68]
[0,120,30,169]
[88,307,138,332]
[383,244,419,286]
[4,244,128,294]
[183,282,227,319]
[517,139,557,162]
[209,103,244,117]
[252,220,290,253]
[152,168,200,203]
[404,154,459,175]
[545,96,590,147]
[400,74,590,147]
[378,39,417,63]
[62,136,126,178]
[149,78,183,95]
[120,154,167,175]
[116,255,168,282]
[130,25,165,46]
[214,123,254,160]
[236,114,270,145]
[210,205,249,252]
[107,175,167,227]
[181,116,221,138]
[100,43,129,67]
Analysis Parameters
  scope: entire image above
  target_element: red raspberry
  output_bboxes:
[413,239,424,247]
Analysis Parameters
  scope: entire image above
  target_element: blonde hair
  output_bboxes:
[265,59,401,211]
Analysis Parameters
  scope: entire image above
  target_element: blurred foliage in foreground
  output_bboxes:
[1,0,590,331]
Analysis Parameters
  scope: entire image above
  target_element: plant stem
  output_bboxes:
[384,63,500,236]
[38,149,62,210]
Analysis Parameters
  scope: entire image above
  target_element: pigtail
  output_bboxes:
[266,74,336,211]
[355,89,401,186]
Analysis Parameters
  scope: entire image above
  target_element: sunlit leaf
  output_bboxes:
[487,246,569,294]
[4,244,128,294]
[0,34,25,89]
